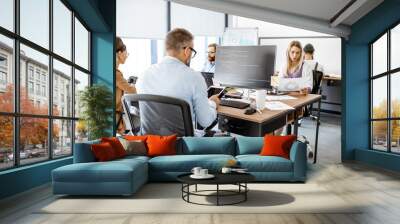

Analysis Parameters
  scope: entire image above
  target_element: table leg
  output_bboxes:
[314,98,321,164]
[195,184,198,192]
[294,111,299,136]
[217,184,220,206]
[245,183,248,201]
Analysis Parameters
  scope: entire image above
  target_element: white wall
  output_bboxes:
[260,38,342,75]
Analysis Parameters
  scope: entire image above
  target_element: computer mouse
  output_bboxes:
[244,107,257,115]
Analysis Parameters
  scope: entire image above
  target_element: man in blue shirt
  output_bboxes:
[137,28,220,134]
[202,43,217,73]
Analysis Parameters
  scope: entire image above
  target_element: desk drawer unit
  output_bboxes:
[218,114,287,136]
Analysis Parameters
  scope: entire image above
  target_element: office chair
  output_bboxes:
[286,65,323,134]
[122,94,194,137]
[304,65,324,119]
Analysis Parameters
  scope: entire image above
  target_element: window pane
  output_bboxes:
[53,59,72,117]
[75,18,89,69]
[20,117,49,165]
[0,0,14,31]
[75,120,88,143]
[0,35,14,112]
[391,24,400,70]
[391,72,400,118]
[74,69,89,118]
[372,121,388,151]
[53,119,72,157]
[20,0,49,49]
[372,33,387,76]
[391,120,400,153]
[372,77,387,119]
[20,44,49,115]
[53,0,72,60]
[0,116,13,170]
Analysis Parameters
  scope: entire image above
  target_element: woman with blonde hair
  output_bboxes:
[279,40,313,92]
[115,37,136,135]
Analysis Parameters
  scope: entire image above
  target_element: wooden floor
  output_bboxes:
[1,115,400,224]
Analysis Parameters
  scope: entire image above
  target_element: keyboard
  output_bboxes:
[220,99,250,109]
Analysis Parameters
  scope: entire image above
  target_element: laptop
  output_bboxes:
[277,77,307,92]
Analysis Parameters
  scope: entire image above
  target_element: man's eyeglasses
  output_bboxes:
[183,46,197,58]
[207,51,216,54]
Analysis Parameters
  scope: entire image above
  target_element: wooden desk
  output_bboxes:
[217,94,322,163]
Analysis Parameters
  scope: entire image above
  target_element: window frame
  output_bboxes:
[0,0,92,171]
[370,20,400,154]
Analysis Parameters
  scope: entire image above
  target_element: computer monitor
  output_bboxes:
[214,45,276,89]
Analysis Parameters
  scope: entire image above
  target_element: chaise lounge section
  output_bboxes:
[52,136,307,196]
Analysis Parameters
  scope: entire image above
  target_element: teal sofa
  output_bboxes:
[52,137,307,196]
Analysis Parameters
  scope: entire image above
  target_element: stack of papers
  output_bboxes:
[265,101,294,111]
[265,95,297,101]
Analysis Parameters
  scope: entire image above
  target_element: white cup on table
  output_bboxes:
[191,167,202,176]
[200,169,209,176]
[255,89,266,110]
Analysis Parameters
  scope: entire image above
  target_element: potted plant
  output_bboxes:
[79,84,113,140]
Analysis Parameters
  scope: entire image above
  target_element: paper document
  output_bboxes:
[265,95,297,101]
[265,101,294,111]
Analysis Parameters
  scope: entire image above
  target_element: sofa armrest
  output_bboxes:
[73,140,100,163]
[289,141,307,181]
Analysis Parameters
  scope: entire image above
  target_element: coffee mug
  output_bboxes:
[221,167,232,174]
[191,167,202,176]
[199,169,208,176]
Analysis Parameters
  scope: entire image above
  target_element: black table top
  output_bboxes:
[177,172,255,185]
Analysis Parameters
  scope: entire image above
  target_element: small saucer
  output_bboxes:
[190,174,215,179]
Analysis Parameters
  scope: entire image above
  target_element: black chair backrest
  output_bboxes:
[201,72,214,88]
[311,63,324,94]
[122,94,194,137]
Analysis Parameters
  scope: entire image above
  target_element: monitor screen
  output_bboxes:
[214,45,276,89]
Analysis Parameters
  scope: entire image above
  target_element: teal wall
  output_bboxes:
[343,0,400,171]
[0,0,116,200]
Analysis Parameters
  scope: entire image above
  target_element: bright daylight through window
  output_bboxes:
[0,0,91,170]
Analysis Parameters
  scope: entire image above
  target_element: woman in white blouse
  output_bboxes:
[279,40,313,93]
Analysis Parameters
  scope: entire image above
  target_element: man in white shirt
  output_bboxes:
[202,43,217,73]
[303,43,324,74]
[137,28,220,135]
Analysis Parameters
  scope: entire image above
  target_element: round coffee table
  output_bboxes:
[177,173,255,206]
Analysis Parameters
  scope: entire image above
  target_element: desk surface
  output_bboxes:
[323,75,341,81]
[217,94,321,123]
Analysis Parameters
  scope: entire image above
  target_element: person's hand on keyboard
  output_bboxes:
[209,94,221,109]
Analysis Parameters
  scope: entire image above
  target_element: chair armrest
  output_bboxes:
[289,141,307,181]
[73,140,100,163]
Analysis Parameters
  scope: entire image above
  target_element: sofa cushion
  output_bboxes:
[149,154,235,172]
[179,137,236,155]
[236,155,293,172]
[101,137,127,158]
[236,136,263,155]
[260,135,297,159]
[147,134,177,157]
[119,138,147,156]
[53,158,147,183]
[91,142,118,161]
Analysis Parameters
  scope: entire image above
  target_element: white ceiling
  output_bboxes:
[170,0,384,38]
[225,0,352,24]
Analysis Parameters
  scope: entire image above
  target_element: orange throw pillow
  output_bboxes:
[146,134,177,157]
[91,142,117,162]
[260,135,297,159]
[124,135,148,142]
[101,137,126,158]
